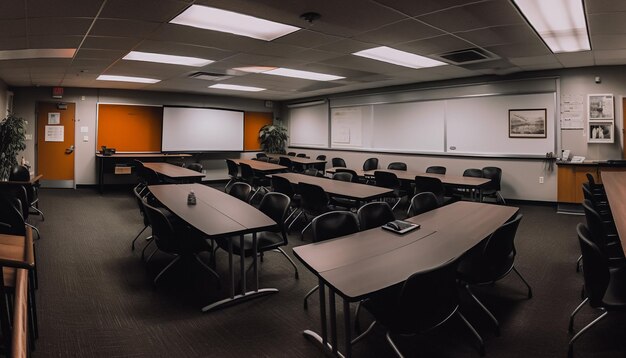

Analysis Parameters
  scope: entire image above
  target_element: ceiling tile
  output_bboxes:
[591,34,626,50]
[588,13,626,35]
[99,0,192,22]
[289,49,341,62]
[245,42,307,57]
[509,55,559,66]
[586,0,626,13]
[395,34,476,55]
[353,19,444,45]
[28,18,92,36]
[274,30,341,48]
[0,1,25,20]
[0,19,27,39]
[133,41,235,61]
[319,54,412,73]
[90,19,161,38]
[416,0,524,33]
[454,24,539,48]
[593,49,626,60]
[74,48,127,60]
[372,0,488,17]
[26,0,102,18]
[315,39,378,54]
[28,35,83,48]
[485,41,551,58]
[148,23,263,52]
[555,52,594,68]
[81,36,142,51]
[0,37,27,50]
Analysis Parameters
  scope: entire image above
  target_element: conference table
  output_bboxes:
[270,172,393,204]
[598,171,626,252]
[269,155,327,169]
[327,167,492,201]
[231,159,287,173]
[142,162,205,183]
[293,201,518,357]
[148,183,278,312]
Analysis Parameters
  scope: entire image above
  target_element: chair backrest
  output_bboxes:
[257,157,270,162]
[268,157,280,164]
[256,153,268,159]
[414,176,445,204]
[271,176,296,198]
[12,185,29,220]
[582,199,612,250]
[463,168,483,178]
[482,167,502,191]
[287,152,296,156]
[303,168,319,177]
[387,162,407,171]
[9,165,30,181]
[357,202,395,231]
[278,156,292,170]
[407,192,439,217]
[332,157,347,168]
[186,163,203,173]
[462,213,522,282]
[332,172,353,182]
[142,199,180,252]
[239,163,255,182]
[0,192,25,236]
[426,166,446,175]
[395,259,460,334]
[585,173,599,188]
[577,223,610,308]
[311,211,359,243]
[298,183,329,214]
[135,162,160,185]
[336,168,358,182]
[363,158,379,171]
[258,192,291,243]
[374,170,400,189]
[316,155,326,160]
[296,153,307,158]
[225,159,240,178]
[133,184,151,226]
[228,182,252,202]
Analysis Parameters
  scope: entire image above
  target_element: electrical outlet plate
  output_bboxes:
[539,176,544,184]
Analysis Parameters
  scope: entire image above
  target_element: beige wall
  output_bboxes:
[13,87,272,185]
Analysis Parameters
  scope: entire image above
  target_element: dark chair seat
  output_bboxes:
[223,231,284,257]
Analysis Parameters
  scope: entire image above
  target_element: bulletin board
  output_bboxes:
[97,104,163,152]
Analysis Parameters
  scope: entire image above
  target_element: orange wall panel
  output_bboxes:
[97,104,163,152]
[244,112,273,151]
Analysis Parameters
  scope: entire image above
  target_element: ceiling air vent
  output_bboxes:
[188,72,233,81]
[436,48,497,65]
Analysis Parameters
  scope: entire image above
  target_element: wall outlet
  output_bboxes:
[539,176,544,184]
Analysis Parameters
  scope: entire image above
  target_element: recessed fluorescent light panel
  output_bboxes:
[513,0,590,53]
[170,5,300,41]
[209,84,266,92]
[0,48,76,60]
[263,68,344,81]
[123,51,213,67]
[353,46,446,68]
[97,75,160,84]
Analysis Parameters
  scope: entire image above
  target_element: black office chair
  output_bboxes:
[216,192,299,279]
[456,213,532,335]
[131,184,152,251]
[585,173,604,193]
[357,201,395,231]
[239,163,269,202]
[256,153,268,159]
[363,158,379,171]
[568,223,626,358]
[298,183,344,240]
[303,211,360,309]
[9,165,44,221]
[374,171,406,210]
[332,172,353,182]
[582,199,623,261]
[142,198,219,286]
[225,159,241,190]
[257,157,270,162]
[135,161,161,186]
[414,176,452,206]
[296,153,307,158]
[482,167,505,204]
[314,155,326,173]
[287,152,296,156]
[271,176,302,231]
[426,166,446,175]
[303,168,320,177]
[453,168,483,199]
[268,157,280,164]
[185,163,203,173]
[406,192,440,217]
[279,156,293,172]
[228,182,253,203]
[335,168,359,182]
[387,162,407,171]
[332,157,347,168]
[355,258,485,357]
[10,185,40,240]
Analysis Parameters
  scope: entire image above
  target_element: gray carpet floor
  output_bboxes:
[27,186,626,357]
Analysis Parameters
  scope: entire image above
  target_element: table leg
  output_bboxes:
[302,279,348,357]
[344,299,352,358]
[329,289,338,355]
[240,234,246,295]
[252,232,259,291]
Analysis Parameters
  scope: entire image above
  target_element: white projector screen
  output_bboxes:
[162,106,244,152]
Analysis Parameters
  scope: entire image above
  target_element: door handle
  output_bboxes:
[65,145,75,154]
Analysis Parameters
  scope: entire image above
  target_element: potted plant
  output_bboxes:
[0,113,26,180]
[259,124,288,154]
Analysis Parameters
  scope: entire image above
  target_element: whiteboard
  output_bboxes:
[289,103,329,148]
[446,93,555,156]
[162,106,244,152]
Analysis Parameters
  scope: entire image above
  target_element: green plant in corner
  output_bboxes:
[0,113,26,180]
[259,124,288,154]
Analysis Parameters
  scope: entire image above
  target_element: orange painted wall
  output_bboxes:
[244,112,273,151]
[97,104,163,152]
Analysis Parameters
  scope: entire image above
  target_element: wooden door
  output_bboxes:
[36,102,75,188]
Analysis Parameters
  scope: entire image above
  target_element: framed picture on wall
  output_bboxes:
[509,109,547,138]
[588,94,614,120]
[588,122,614,143]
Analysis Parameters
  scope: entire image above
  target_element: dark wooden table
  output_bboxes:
[293,201,518,357]
[598,171,626,253]
[269,155,326,169]
[231,159,287,173]
[148,184,278,312]
[0,174,43,187]
[270,172,393,203]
